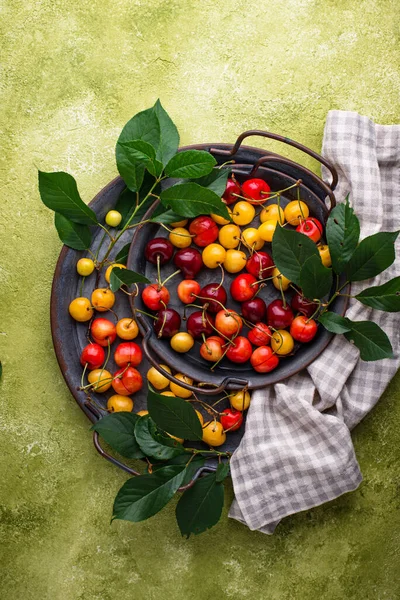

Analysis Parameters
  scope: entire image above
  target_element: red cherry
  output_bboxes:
[267,299,294,329]
[198,283,227,313]
[80,343,105,370]
[174,248,203,279]
[112,366,143,395]
[220,407,244,432]
[91,318,117,347]
[189,216,219,247]
[248,322,272,346]
[230,273,258,302]
[296,218,323,243]
[142,284,170,311]
[226,336,252,363]
[153,309,181,338]
[242,178,271,205]
[114,342,142,368]
[177,280,201,304]
[200,336,224,362]
[290,315,318,343]
[246,251,274,279]
[223,177,242,205]
[250,346,279,373]
[145,237,174,265]
[186,311,215,339]
[241,297,267,324]
[291,293,319,319]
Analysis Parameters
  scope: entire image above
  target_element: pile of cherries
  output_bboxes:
[140,176,329,374]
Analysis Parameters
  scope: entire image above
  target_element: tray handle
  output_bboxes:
[210,129,338,191]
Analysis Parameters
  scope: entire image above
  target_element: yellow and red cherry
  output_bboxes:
[69,297,93,322]
[218,224,241,249]
[174,248,203,279]
[291,293,319,319]
[186,311,215,338]
[258,220,278,242]
[260,204,285,224]
[248,322,272,346]
[202,244,226,269]
[177,280,201,304]
[226,336,252,363]
[91,318,117,346]
[229,389,251,411]
[114,342,142,368]
[232,201,255,226]
[170,332,194,353]
[242,178,271,205]
[241,297,267,323]
[211,208,232,225]
[153,309,181,338]
[223,249,247,274]
[202,421,226,447]
[296,217,323,243]
[116,318,139,340]
[87,369,113,392]
[290,315,318,343]
[147,364,171,390]
[267,299,294,329]
[284,200,309,226]
[318,244,332,267]
[242,227,264,251]
[251,346,280,373]
[272,267,291,291]
[112,366,143,395]
[142,284,170,311]
[105,263,126,284]
[80,343,105,370]
[271,330,295,355]
[170,218,188,227]
[220,408,243,432]
[246,251,274,279]
[107,395,134,412]
[200,336,224,362]
[223,177,242,205]
[230,273,258,302]
[170,374,193,398]
[91,288,115,312]
[198,283,227,313]
[105,210,122,227]
[136,410,149,417]
[76,258,95,276]
[145,237,174,265]
[169,227,192,248]
[189,216,219,247]
[215,309,242,337]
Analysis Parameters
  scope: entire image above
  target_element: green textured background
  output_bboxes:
[1,1,400,598]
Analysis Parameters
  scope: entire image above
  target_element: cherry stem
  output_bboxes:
[210,343,231,371]
[216,263,225,290]
[190,394,221,417]
[157,309,167,338]
[81,363,88,389]
[193,295,227,313]
[101,339,112,374]
[133,307,157,320]
[278,277,287,308]
[94,231,108,260]
[201,333,211,354]
[79,276,85,297]
[156,255,162,289]
[160,269,181,288]
[98,223,114,243]
[306,301,322,323]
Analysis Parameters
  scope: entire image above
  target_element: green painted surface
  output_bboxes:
[1,1,400,598]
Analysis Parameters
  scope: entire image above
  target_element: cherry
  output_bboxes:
[242,178,271,205]
[177,280,201,304]
[241,297,267,324]
[230,273,258,302]
[220,407,244,432]
[251,346,280,373]
[91,318,117,347]
[189,216,219,247]
[296,218,323,243]
[215,310,243,337]
[248,322,272,346]
[266,299,294,329]
[145,237,174,265]
[290,315,318,343]
[174,247,202,279]
[153,309,181,338]
[80,343,105,370]
[246,251,274,279]
[142,284,170,311]
[200,336,224,362]
[226,336,252,363]
[223,177,242,205]
[291,293,319,319]
[186,311,215,339]
[198,283,227,313]
[112,366,143,395]
[114,342,143,368]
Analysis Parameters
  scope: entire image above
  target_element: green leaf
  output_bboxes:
[91,412,144,459]
[160,183,230,219]
[113,465,186,523]
[175,473,224,538]
[147,389,203,441]
[272,226,319,286]
[346,231,399,282]
[134,415,186,460]
[150,455,205,485]
[326,197,360,273]
[165,150,216,179]
[318,311,352,334]
[109,267,150,292]
[153,99,180,165]
[117,140,163,181]
[216,462,230,482]
[193,168,231,196]
[355,277,400,312]
[299,254,333,300]
[38,171,98,225]
[344,321,393,361]
[114,243,131,265]
[54,213,92,250]
[150,209,184,224]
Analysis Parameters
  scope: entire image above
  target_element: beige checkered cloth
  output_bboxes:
[229,111,400,533]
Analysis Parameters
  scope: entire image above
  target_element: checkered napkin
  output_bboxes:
[229,111,400,533]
